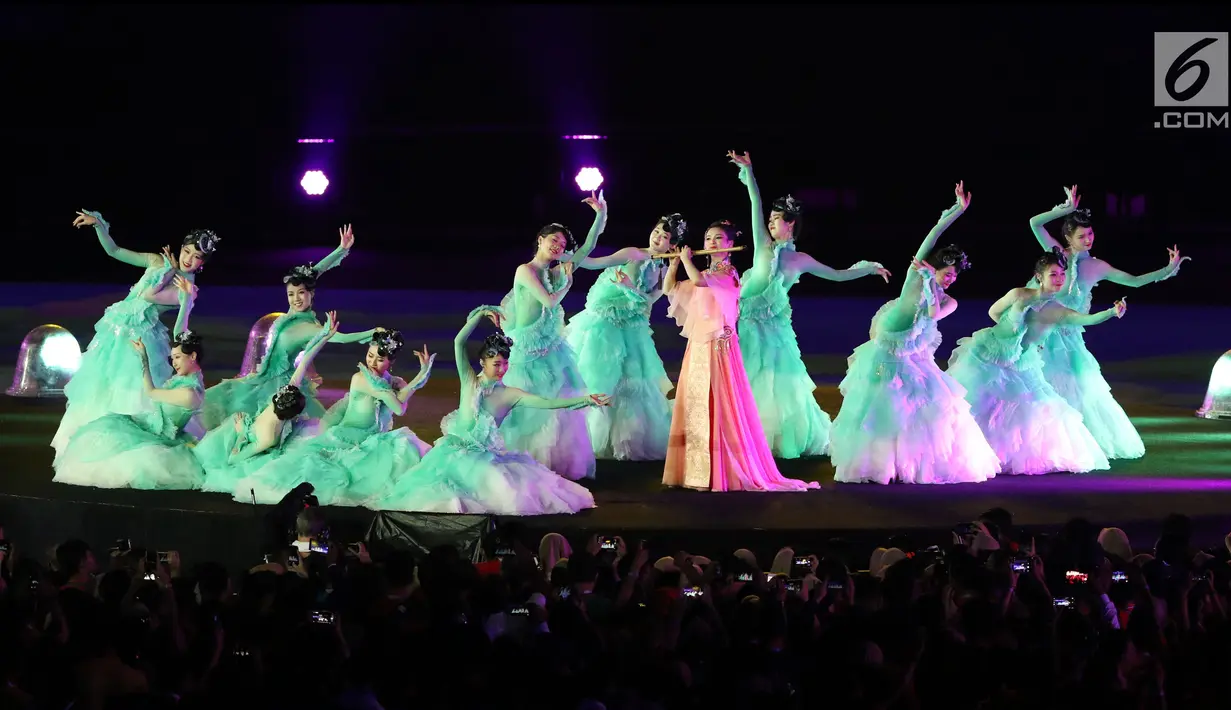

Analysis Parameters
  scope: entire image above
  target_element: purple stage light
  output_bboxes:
[297,138,335,144]
[574,167,604,192]
[562,134,607,140]
[300,170,330,196]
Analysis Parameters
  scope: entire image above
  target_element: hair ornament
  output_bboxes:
[940,245,971,271]
[273,384,302,408]
[185,229,220,255]
[716,219,744,240]
[172,329,198,346]
[480,332,514,359]
[283,264,319,284]
[777,194,803,216]
[371,329,405,358]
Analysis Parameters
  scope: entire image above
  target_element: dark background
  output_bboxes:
[5,5,1229,303]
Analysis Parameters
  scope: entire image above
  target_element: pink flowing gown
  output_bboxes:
[662,267,819,492]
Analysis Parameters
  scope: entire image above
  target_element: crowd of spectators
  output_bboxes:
[1,505,1229,710]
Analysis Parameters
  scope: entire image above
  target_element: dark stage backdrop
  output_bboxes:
[5,5,1229,303]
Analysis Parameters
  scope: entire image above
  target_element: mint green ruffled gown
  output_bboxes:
[199,245,355,430]
[830,285,1001,485]
[564,259,673,461]
[368,376,597,515]
[53,372,206,490]
[499,268,596,480]
[947,298,1110,475]
[232,365,431,506]
[1027,254,1145,459]
[52,255,192,457]
[739,241,832,458]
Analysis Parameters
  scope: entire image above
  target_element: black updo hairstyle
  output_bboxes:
[283,264,319,291]
[770,194,804,238]
[1061,208,1094,244]
[706,219,744,243]
[271,384,307,421]
[657,213,689,247]
[927,244,971,273]
[182,229,221,262]
[171,330,205,364]
[1035,246,1069,276]
[536,223,577,253]
[370,329,404,360]
[479,332,514,361]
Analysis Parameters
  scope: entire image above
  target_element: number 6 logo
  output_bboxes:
[1154,32,1229,108]
[1166,37,1219,102]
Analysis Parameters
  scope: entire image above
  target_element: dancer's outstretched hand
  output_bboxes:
[73,210,99,228]
[588,393,611,407]
[339,224,355,250]
[582,190,607,214]
[324,311,339,336]
[561,261,576,279]
[1062,185,1082,211]
[130,339,147,358]
[1167,245,1191,268]
[483,309,503,329]
[413,344,434,368]
[162,245,176,265]
[954,181,972,211]
[911,257,936,278]
[872,266,892,283]
[612,269,634,289]
[1112,298,1127,318]
[727,150,751,168]
[173,275,196,300]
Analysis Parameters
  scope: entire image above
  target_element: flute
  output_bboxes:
[650,246,746,259]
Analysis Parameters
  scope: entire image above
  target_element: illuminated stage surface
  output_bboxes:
[1,283,1228,568]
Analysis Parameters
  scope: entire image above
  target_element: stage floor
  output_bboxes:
[1,287,1228,566]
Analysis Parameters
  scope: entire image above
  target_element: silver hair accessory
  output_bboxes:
[283,264,318,284]
[373,330,404,358]
[272,384,302,409]
[940,249,971,271]
[173,329,197,345]
[782,195,802,215]
[186,229,221,255]
[1070,207,1092,220]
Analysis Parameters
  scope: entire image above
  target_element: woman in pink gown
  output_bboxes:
[661,220,819,493]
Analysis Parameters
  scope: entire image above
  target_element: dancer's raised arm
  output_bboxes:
[312,224,355,275]
[288,313,338,389]
[1092,246,1190,288]
[578,246,646,270]
[172,275,195,336]
[132,338,200,409]
[455,306,501,387]
[516,262,575,309]
[394,346,436,407]
[913,182,970,264]
[1028,186,1080,251]
[569,191,608,263]
[728,151,774,265]
[330,328,381,345]
[796,254,891,283]
[73,210,160,269]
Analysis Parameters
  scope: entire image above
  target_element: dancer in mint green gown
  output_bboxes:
[196,313,338,495]
[369,307,607,515]
[498,191,608,480]
[52,210,217,458]
[200,225,380,430]
[727,152,891,459]
[830,182,1001,485]
[1025,186,1189,459]
[947,249,1124,475]
[53,329,207,490]
[563,212,683,460]
[233,329,435,506]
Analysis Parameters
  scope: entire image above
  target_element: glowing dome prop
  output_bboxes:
[7,324,82,398]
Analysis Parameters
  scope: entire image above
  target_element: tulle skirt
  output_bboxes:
[367,434,596,515]
[53,414,203,490]
[948,334,1110,475]
[565,306,672,461]
[52,307,173,457]
[233,425,431,506]
[830,338,1001,485]
[1040,328,1145,460]
[501,339,595,481]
